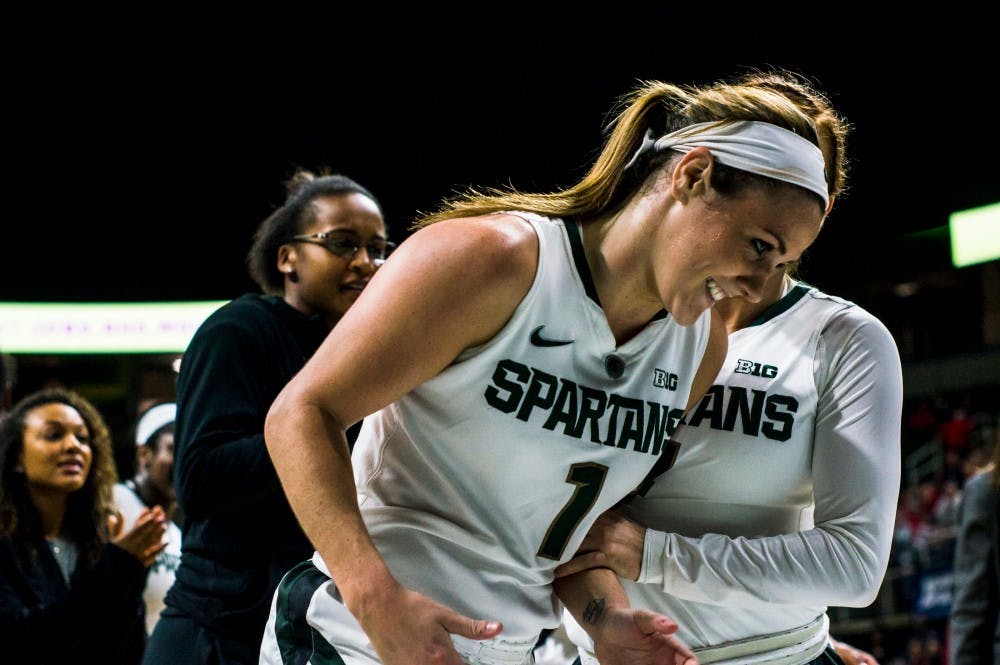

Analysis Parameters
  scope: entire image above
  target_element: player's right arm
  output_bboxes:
[264,214,537,664]
[555,568,696,665]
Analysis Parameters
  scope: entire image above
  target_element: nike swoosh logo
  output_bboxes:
[530,325,573,347]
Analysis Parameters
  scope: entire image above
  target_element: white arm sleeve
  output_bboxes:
[638,308,903,607]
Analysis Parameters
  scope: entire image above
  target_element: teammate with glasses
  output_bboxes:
[289,231,396,265]
[143,169,389,665]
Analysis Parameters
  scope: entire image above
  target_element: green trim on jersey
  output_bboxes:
[562,219,668,322]
[563,219,601,305]
[746,284,811,327]
[275,560,346,665]
[816,644,849,664]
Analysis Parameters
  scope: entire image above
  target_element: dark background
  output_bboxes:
[4,12,998,320]
[3,15,996,659]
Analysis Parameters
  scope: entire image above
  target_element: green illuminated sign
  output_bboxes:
[950,202,1000,267]
[0,301,228,353]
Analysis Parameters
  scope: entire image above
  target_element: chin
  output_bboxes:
[339,292,362,308]
[59,480,88,494]
[674,314,701,327]
[670,299,710,327]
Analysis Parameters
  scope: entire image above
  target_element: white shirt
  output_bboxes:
[565,280,903,663]
[113,481,182,634]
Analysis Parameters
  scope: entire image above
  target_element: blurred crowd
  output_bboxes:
[836,386,999,664]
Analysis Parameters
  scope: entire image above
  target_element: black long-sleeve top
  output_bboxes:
[0,535,147,664]
[166,294,330,645]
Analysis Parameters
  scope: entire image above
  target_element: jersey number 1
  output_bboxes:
[537,462,608,560]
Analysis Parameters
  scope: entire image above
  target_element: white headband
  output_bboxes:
[625,120,829,209]
[135,402,176,446]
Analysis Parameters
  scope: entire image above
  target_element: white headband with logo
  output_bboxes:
[625,120,829,209]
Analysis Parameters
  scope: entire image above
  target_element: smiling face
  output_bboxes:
[280,193,388,326]
[652,152,825,326]
[19,402,93,497]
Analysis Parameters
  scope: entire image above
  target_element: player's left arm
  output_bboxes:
[801,309,904,604]
[622,308,903,607]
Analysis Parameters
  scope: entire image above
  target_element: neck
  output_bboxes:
[282,294,338,331]
[27,486,68,539]
[580,214,663,344]
[714,274,789,333]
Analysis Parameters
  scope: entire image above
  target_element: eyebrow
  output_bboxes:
[41,419,85,427]
[321,229,388,241]
[771,231,788,257]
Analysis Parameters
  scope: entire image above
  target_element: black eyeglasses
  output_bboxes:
[289,232,396,261]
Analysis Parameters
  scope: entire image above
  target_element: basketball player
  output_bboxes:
[556,265,903,665]
[260,69,849,665]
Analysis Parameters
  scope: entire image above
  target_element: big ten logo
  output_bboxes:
[652,368,678,390]
[734,359,778,378]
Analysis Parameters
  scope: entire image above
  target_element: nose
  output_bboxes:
[349,246,380,272]
[740,278,765,303]
[738,262,779,303]
[63,434,86,452]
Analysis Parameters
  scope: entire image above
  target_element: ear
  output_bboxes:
[823,194,836,218]
[277,244,295,275]
[669,147,714,204]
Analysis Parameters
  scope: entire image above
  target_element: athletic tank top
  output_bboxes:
[325,212,713,644]
[566,279,902,662]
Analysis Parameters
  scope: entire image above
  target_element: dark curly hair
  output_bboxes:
[0,388,119,567]
[247,168,385,296]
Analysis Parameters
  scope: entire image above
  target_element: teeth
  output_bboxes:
[706,277,725,302]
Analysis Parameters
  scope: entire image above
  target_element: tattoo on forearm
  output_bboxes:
[582,598,606,625]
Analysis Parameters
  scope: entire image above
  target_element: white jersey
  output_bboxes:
[565,279,903,664]
[113,482,182,634]
[312,213,713,659]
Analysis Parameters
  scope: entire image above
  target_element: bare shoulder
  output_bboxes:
[364,213,539,349]
[408,213,538,269]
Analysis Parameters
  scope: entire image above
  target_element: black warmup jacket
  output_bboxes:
[0,534,147,664]
[164,294,331,649]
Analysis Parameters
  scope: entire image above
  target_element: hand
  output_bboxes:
[353,579,503,664]
[111,505,168,567]
[554,510,645,580]
[591,607,697,665]
[833,639,880,665]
